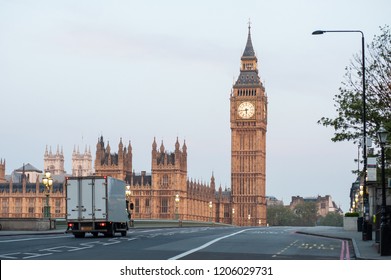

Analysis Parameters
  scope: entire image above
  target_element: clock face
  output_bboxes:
[238,101,255,119]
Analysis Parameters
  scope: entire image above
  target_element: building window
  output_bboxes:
[161,198,169,214]
[2,199,9,216]
[55,199,61,214]
[15,198,22,217]
[145,198,150,214]
[28,198,35,217]
[135,198,140,213]
[224,204,230,218]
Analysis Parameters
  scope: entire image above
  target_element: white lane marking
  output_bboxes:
[168,229,251,260]
[23,252,53,259]
[0,252,21,259]
[273,240,298,257]
[0,235,71,243]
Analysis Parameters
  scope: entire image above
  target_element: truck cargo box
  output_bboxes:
[66,176,130,238]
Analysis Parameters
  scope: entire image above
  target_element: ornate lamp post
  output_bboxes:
[312,29,370,240]
[175,194,180,220]
[125,185,132,218]
[42,171,53,218]
[209,201,213,223]
[377,125,390,255]
[125,185,135,227]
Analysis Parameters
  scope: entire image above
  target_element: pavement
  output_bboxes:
[0,225,390,260]
[295,226,391,260]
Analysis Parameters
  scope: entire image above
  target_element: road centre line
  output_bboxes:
[168,229,251,260]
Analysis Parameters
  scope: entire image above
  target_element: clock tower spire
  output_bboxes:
[230,24,267,226]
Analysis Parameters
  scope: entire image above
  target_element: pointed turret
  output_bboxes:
[182,140,187,154]
[234,23,261,88]
[152,137,157,151]
[242,24,255,58]
[119,138,123,151]
[160,141,165,153]
[175,137,180,151]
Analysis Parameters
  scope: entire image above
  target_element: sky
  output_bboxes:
[0,0,390,212]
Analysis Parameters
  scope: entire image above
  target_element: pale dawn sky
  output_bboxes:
[1,0,390,211]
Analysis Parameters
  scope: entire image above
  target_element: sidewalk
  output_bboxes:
[296,226,391,260]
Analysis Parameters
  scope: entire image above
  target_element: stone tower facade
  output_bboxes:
[150,137,188,219]
[230,25,268,226]
[0,158,5,183]
[43,145,65,175]
[127,138,224,222]
[94,136,132,181]
[72,146,93,176]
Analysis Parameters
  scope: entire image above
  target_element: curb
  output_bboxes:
[295,231,366,260]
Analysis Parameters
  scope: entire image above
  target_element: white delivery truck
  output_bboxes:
[66,176,131,238]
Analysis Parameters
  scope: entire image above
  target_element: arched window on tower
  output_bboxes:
[161,175,169,188]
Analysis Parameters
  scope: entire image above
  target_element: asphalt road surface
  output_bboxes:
[0,226,355,260]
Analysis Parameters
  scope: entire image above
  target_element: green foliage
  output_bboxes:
[318,25,391,147]
[345,212,359,217]
[318,212,344,227]
[293,202,318,226]
[267,205,297,226]
[267,202,320,226]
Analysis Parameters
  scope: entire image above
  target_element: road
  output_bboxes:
[0,226,355,260]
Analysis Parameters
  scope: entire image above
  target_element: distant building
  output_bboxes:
[72,146,93,176]
[94,136,132,180]
[12,163,43,183]
[0,163,65,218]
[0,159,5,183]
[43,145,65,175]
[266,196,284,207]
[289,195,343,217]
[95,137,232,223]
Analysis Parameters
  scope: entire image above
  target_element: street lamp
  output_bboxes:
[175,194,180,220]
[377,125,390,255]
[209,201,213,223]
[312,29,370,240]
[232,208,235,225]
[125,185,133,221]
[248,214,251,226]
[42,171,53,218]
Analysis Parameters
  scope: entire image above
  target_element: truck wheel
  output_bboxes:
[107,224,115,237]
[74,233,85,238]
[121,230,127,237]
[92,232,99,238]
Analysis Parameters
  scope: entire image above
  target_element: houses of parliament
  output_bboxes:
[0,25,268,226]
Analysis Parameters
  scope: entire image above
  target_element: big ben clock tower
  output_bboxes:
[230,24,267,226]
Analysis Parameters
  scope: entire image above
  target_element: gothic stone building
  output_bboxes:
[0,25,266,225]
[0,161,65,219]
[94,137,232,224]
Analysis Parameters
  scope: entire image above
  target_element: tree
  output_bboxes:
[267,205,297,226]
[318,212,343,227]
[293,202,318,226]
[318,25,391,146]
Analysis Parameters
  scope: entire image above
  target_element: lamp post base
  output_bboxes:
[43,206,51,219]
[380,225,391,256]
[362,221,372,240]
